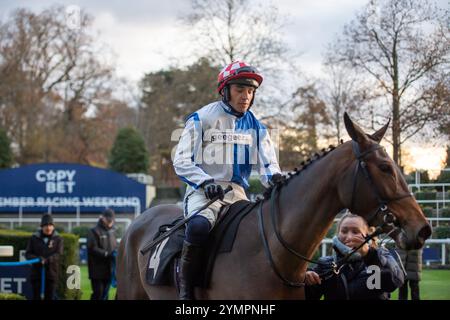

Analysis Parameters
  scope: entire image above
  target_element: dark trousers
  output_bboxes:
[399,279,420,300]
[31,279,57,300]
[90,279,111,300]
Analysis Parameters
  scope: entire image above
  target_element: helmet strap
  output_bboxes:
[249,92,255,107]
[223,85,231,103]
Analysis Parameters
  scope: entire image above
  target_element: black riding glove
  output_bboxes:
[202,181,225,201]
[269,173,284,187]
[315,257,337,281]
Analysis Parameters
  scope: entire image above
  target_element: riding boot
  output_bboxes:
[178,241,203,300]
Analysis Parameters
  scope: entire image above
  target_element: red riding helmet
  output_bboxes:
[217,61,263,94]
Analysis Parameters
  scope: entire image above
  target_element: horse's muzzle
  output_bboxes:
[416,224,432,247]
[398,223,432,250]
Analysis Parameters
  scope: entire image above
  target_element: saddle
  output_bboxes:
[145,199,259,288]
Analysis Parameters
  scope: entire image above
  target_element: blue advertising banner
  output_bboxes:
[0,163,146,213]
[0,265,33,299]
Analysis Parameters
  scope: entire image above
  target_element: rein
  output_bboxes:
[258,140,414,287]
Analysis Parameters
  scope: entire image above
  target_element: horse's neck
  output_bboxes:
[275,148,348,273]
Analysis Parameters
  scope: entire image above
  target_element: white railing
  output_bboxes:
[320,238,450,265]
[4,202,141,228]
[0,217,132,233]
[409,183,449,216]
[126,173,154,185]
[424,217,450,228]
[409,182,449,194]
[78,238,121,244]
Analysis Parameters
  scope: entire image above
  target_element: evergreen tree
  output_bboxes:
[0,127,13,168]
[108,127,149,174]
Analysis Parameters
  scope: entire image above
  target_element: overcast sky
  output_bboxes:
[0,0,420,81]
[1,0,447,80]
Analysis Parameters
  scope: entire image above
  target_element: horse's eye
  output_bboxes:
[378,164,393,174]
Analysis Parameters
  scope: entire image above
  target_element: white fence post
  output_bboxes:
[442,243,446,266]
[134,203,140,218]
[322,243,327,257]
[76,206,80,227]
[18,206,23,227]
[442,186,445,209]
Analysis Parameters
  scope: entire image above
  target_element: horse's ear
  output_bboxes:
[344,112,369,145]
[369,118,390,143]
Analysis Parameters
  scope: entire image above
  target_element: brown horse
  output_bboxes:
[116,113,431,299]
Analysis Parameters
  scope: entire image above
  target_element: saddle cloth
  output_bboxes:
[146,199,259,287]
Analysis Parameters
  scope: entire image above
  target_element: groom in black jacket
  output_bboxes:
[87,208,117,300]
[25,213,63,300]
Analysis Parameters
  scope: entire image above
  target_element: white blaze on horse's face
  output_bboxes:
[343,112,432,250]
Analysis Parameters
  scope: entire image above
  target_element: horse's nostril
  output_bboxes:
[418,224,432,240]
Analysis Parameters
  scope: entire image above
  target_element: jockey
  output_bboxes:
[173,61,283,300]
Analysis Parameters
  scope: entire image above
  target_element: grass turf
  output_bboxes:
[390,269,450,300]
[80,265,116,300]
[78,265,450,300]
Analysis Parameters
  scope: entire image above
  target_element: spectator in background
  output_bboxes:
[25,213,64,300]
[397,248,423,300]
[87,208,117,300]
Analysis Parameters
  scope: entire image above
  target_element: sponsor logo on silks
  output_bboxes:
[208,130,253,145]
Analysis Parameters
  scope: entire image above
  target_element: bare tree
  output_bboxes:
[183,0,288,69]
[328,0,449,166]
[321,63,361,143]
[427,68,450,139]
[181,0,301,110]
[0,6,124,165]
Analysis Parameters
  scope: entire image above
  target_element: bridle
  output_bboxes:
[258,140,414,287]
[349,141,413,232]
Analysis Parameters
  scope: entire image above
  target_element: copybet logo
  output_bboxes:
[35,170,76,194]
[0,277,26,294]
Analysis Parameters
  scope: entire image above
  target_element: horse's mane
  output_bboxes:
[263,140,344,199]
